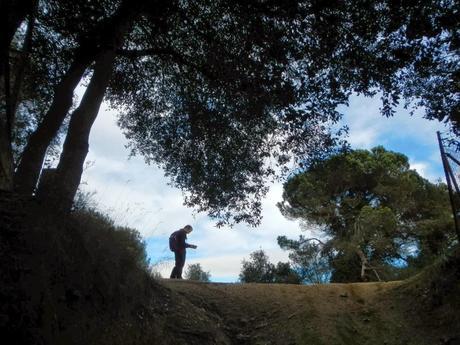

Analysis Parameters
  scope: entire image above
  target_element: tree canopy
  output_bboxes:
[278,146,455,282]
[2,0,458,226]
[108,0,459,225]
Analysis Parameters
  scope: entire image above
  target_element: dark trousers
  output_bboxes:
[170,250,186,279]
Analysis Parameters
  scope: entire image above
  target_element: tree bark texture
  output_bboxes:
[38,50,117,210]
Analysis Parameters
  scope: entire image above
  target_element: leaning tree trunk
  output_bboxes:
[14,0,136,195]
[38,50,117,210]
[13,58,90,194]
[36,2,136,210]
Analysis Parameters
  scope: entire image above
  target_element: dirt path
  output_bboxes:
[160,279,456,345]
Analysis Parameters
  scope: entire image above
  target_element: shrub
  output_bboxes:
[0,193,163,345]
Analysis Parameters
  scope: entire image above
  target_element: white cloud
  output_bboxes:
[340,94,447,182]
[149,196,310,282]
[347,127,379,148]
[409,159,443,182]
[341,95,448,146]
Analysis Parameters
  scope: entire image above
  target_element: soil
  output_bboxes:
[160,278,460,345]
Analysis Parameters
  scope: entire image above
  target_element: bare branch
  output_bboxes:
[298,237,325,245]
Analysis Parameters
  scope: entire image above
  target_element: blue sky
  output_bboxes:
[80,93,449,282]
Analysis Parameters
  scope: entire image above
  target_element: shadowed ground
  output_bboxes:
[161,276,459,345]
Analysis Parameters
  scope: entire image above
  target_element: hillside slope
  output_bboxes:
[1,193,458,345]
[161,275,459,345]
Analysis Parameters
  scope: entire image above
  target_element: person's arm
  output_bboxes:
[184,233,197,249]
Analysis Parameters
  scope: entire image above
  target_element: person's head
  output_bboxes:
[183,225,193,234]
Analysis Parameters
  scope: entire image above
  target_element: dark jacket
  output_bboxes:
[170,229,193,252]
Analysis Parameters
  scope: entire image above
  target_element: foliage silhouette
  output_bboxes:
[2,0,458,224]
[239,249,300,284]
[185,263,211,282]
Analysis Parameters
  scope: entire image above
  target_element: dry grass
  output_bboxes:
[161,277,459,345]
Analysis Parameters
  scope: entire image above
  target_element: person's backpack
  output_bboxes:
[169,231,178,252]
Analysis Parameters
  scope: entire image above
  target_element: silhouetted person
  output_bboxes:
[169,225,197,279]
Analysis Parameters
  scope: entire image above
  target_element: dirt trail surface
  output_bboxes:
[160,279,459,345]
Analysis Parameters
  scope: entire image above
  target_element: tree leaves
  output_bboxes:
[279,146,455,281]
[106,1,457,226]
[15,0,456,225]
[185,263,211,282]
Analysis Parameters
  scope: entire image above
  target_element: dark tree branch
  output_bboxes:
[299,237,326,246]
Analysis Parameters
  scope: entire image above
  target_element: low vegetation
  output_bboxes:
[0,192,196,345]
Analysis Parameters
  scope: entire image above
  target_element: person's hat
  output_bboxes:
[183,225,193,233]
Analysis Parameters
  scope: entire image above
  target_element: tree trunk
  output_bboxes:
[0,58,13,191]
[0,0,36,191]
[38,50,117,210]
[356,247,381,282]
[13,58,90,194]
[35,2,137,210]
[13,0,136,195]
